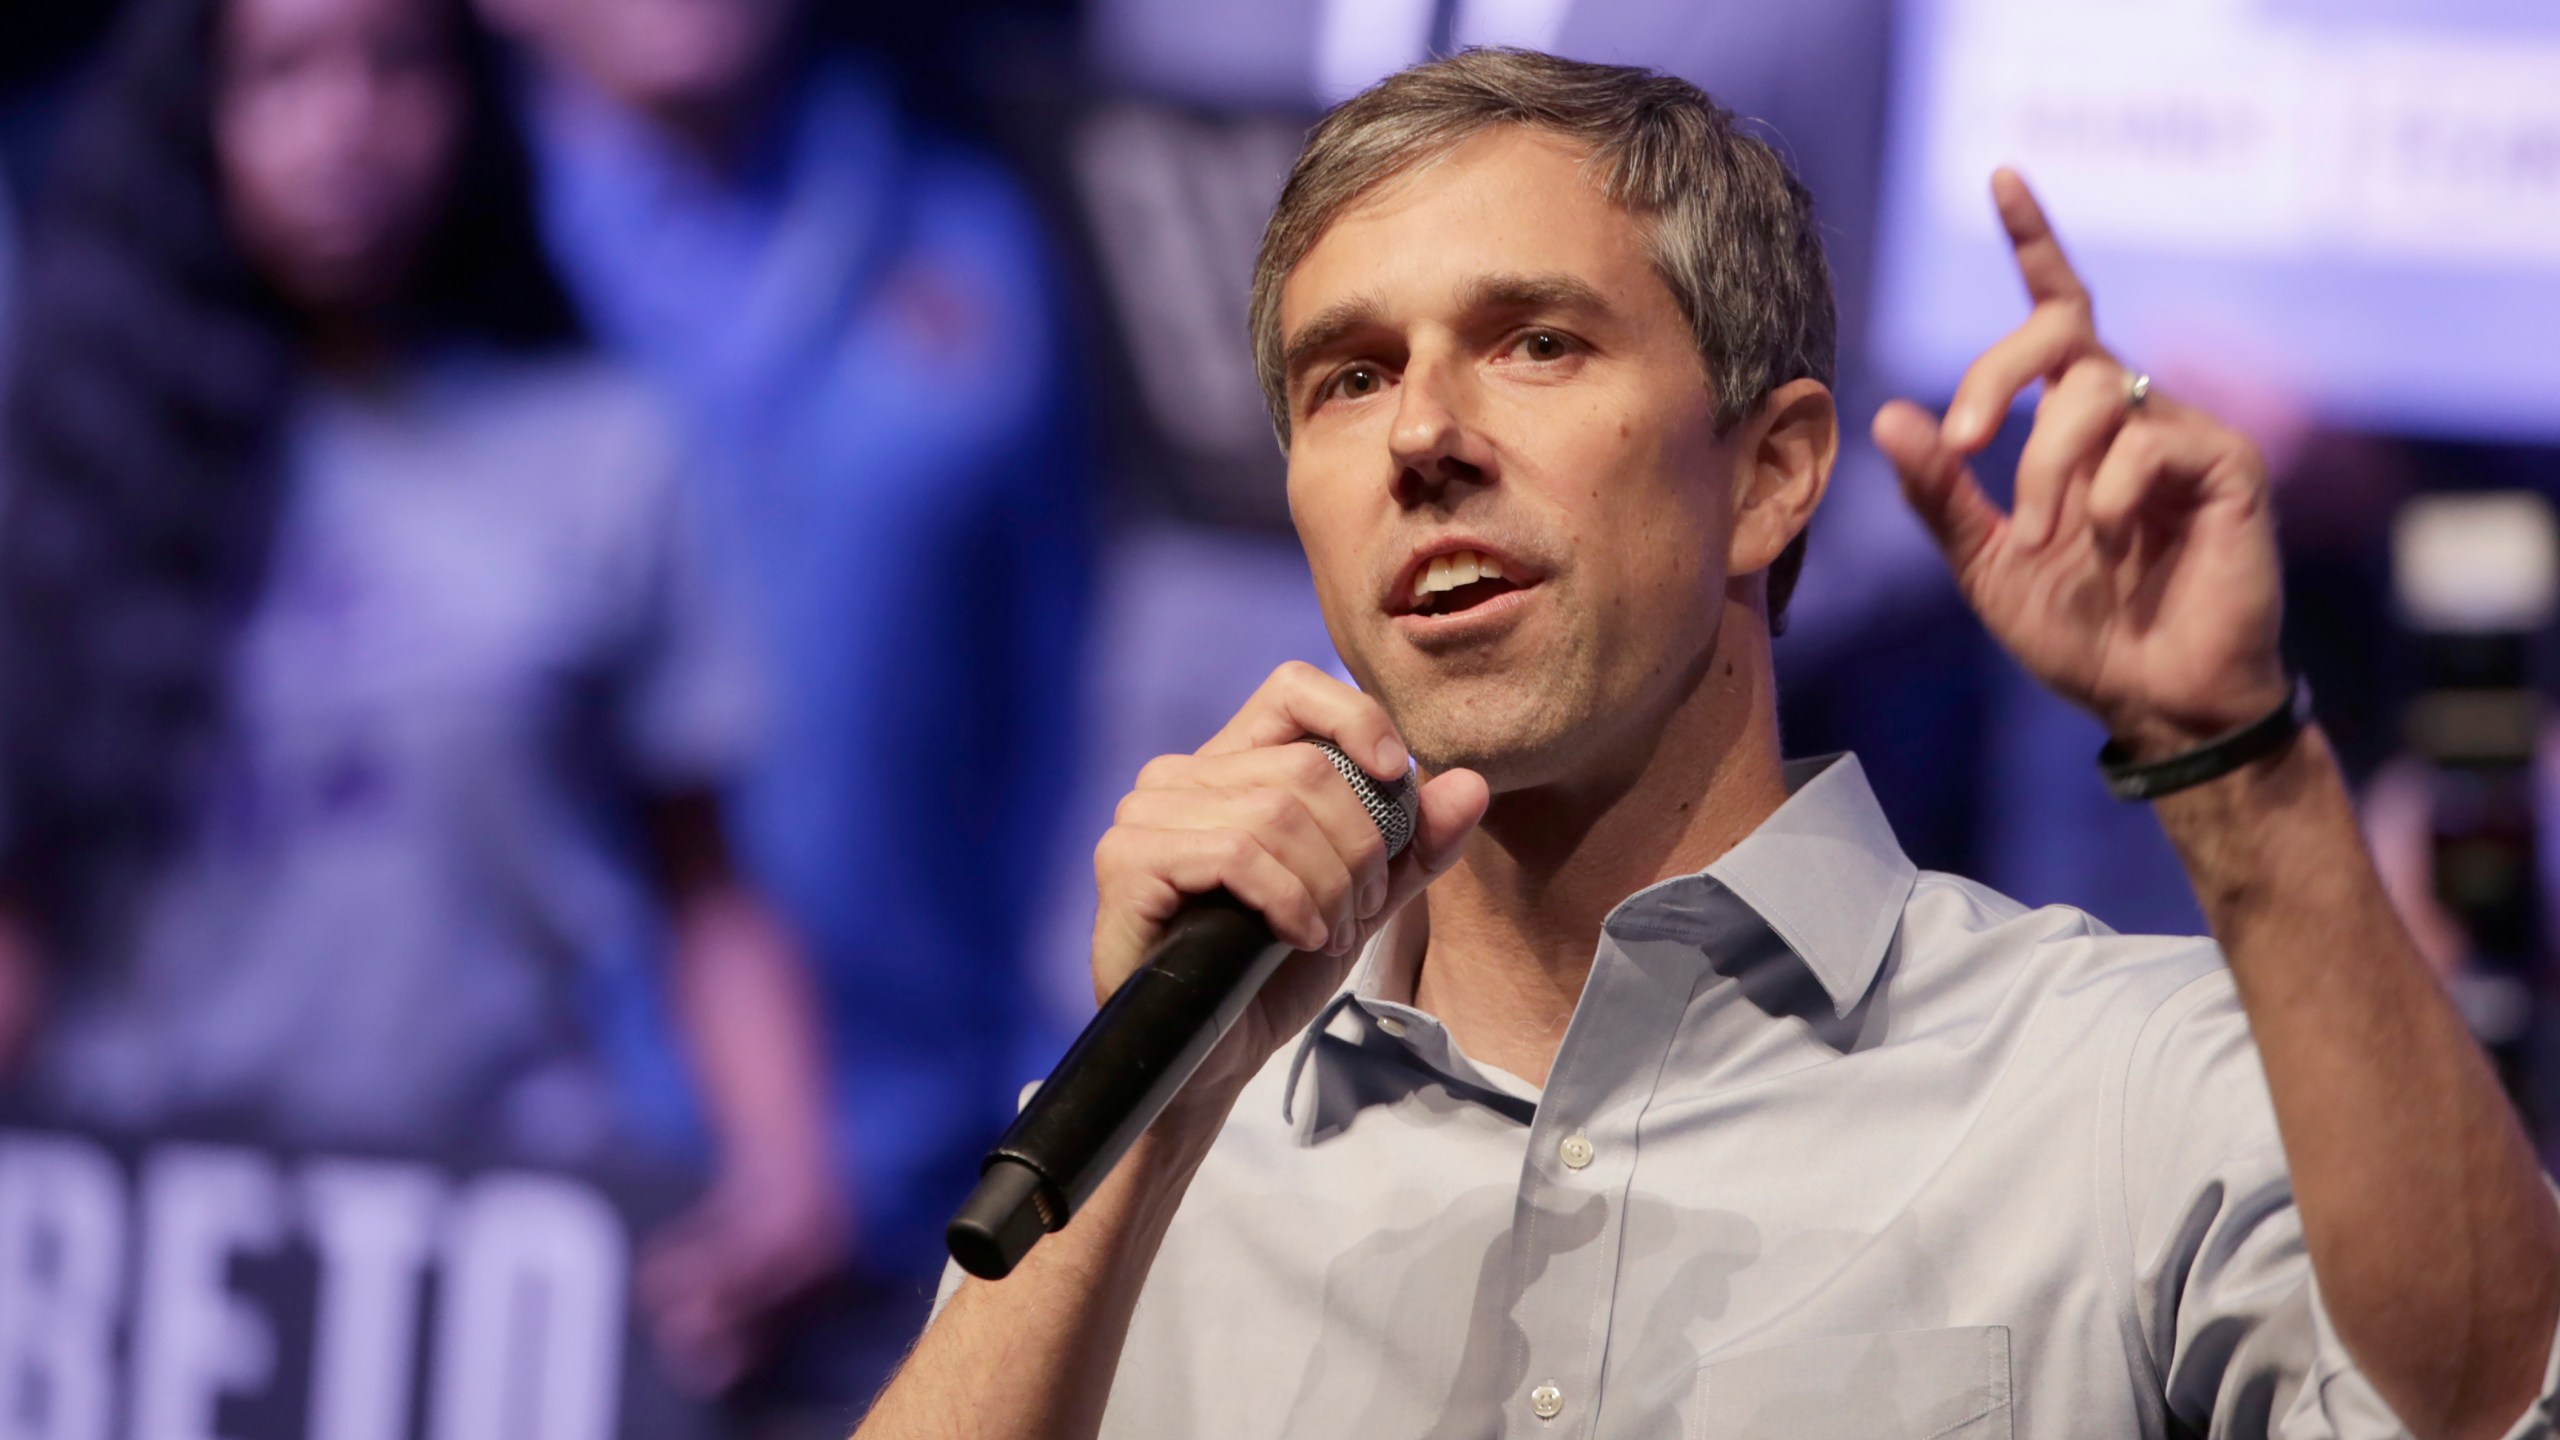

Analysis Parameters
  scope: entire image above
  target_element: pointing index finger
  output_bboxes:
[1994,168,2087,309]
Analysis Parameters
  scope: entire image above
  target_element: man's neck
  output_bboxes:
[1411,608,1790,1087]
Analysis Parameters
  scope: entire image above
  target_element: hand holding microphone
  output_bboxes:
[1089,665,1485,1100]
[949,663,1488,1277]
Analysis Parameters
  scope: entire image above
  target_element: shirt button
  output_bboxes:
[1559,1133,1595,1170]
[1531,1382,1564,1420]
[1376,1015,1408,1038]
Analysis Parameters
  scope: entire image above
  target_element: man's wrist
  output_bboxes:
[2145,718,2336,862]
[2099,676,2308,801]
[2102,672,2297,766]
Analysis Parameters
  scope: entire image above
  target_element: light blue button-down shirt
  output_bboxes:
[1029,753,2560,1438]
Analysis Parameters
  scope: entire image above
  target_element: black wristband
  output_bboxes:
[2097,677,2313,802]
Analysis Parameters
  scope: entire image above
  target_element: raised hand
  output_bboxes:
[1873,170,2289,759]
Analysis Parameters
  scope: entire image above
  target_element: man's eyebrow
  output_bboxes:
[1281,296,1387,386]
[1457,271,1613,320]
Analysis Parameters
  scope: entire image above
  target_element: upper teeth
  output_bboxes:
[1414,549,1506,601]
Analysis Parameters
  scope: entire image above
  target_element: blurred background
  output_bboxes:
[0,0,2553,1436]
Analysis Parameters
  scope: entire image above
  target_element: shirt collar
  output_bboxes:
[1282,752,1917,1119]
[1688,751,1917,1017]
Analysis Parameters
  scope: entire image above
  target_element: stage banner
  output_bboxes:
[0,1119,721,1440]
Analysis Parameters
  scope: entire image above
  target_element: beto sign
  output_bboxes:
[0,1126,713,1440]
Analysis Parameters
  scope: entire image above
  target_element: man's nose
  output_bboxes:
[1387,356,1490,503]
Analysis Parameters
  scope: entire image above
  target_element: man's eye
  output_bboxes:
[1333,366,1383,399]
[1518,330,1570,361]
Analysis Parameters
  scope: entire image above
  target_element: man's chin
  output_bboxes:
[1394,705,1585,794]
[1416,741,1586,796]
[1362,650,1592,788]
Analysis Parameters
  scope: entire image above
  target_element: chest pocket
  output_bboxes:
[1692,1326,2012,1440]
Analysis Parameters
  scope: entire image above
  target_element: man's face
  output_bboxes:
[1280,126,1746,792]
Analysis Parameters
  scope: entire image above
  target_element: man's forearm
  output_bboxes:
[852,1101,1229,1440]
[2155,725,2560,1440]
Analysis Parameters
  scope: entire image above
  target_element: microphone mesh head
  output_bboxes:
[1308,740,1421,861]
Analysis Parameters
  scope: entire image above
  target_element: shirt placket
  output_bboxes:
[1498,924,1698,1439]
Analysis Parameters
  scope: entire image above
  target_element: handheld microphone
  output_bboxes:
[946,739,1419,1280]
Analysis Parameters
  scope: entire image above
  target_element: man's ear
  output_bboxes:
[1728,378,1837,577]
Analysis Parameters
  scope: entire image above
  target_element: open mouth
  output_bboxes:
[1406,548,1529,618]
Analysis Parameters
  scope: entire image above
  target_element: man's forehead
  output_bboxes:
[1276,127,1652,338]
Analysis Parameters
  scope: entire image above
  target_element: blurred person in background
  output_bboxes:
[0,0,842,1394]
[471,0,1092,1405]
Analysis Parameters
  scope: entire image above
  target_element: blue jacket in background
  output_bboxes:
[523,57,1092,1279]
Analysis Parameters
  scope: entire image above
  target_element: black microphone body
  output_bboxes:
[948,741,1415,1280]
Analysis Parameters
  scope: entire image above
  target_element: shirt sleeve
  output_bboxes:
[2118,966,2560,1439]
[930,1258,968,1324]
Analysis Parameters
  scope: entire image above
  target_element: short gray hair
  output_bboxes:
[1248,47,1835,627]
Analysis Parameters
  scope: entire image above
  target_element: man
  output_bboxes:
[858,50,2560,1440]
[1028,0,1992,1091]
